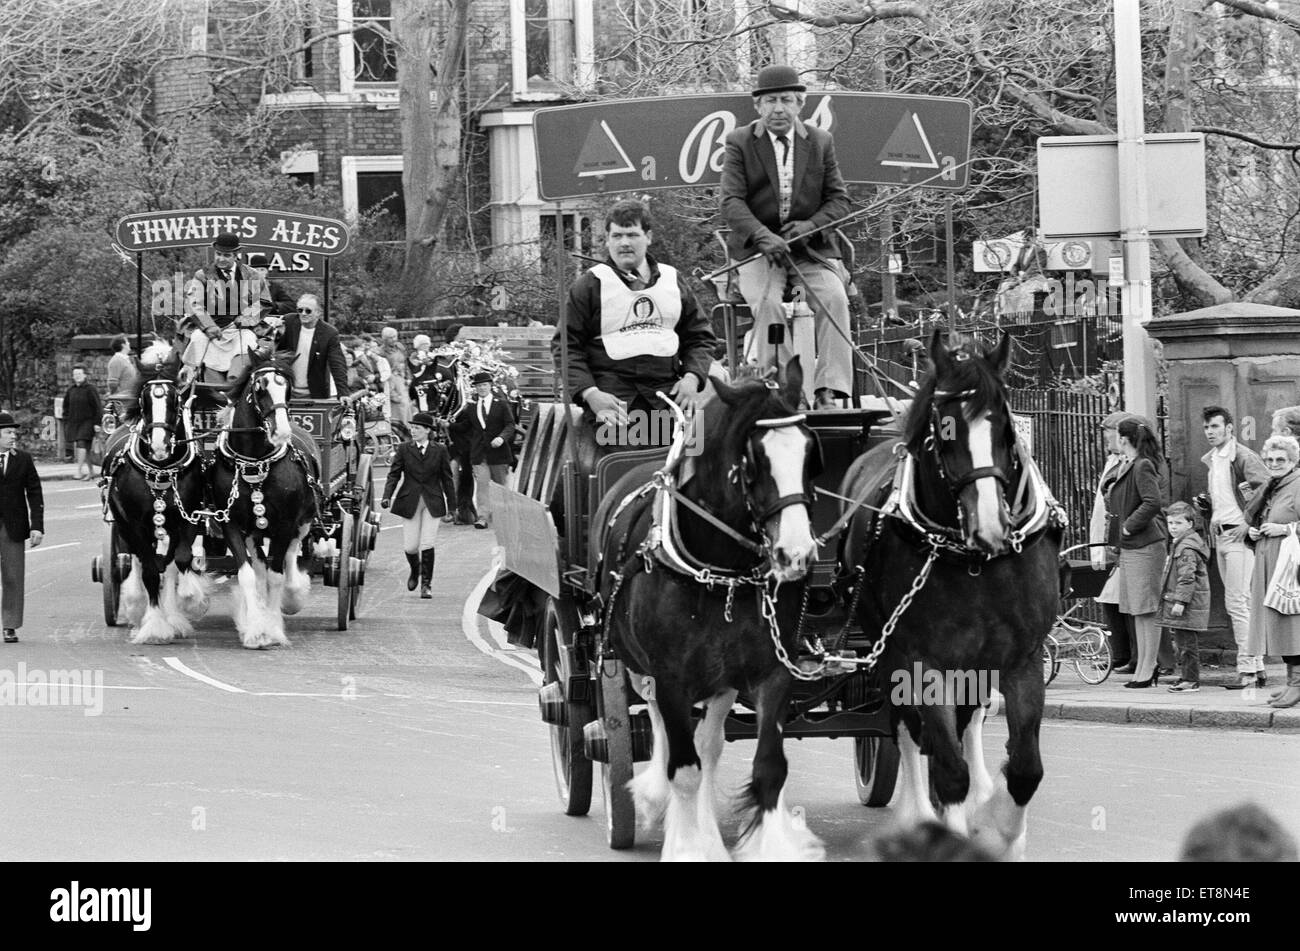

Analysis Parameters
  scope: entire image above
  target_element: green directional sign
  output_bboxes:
[533,92,972,201]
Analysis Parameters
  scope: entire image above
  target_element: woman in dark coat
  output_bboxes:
[1106,418,1169,687]
[381,412,456,599]
[63,364,103,480]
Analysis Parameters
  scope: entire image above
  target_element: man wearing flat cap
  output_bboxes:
[720,64,854,408]
[449,370,515,529]
[182,231,275,383]
[0,412,44,643]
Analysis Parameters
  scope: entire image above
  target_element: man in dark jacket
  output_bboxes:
[720,64,853,408]
[450,371,515,530]
[275,294,351,400]
[552,198,715,450]
[0,412,44,642]
[62,365,102,480]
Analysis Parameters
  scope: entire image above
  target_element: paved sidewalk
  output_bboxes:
[1023,661,1300,731]
[38,462,90,481]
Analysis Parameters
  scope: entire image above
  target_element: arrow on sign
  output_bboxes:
[575,119,636,178]
[878,112,938,170]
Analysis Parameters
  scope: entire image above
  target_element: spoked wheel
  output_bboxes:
[542,598,592,816]
[853,734,900,807]
[335,511,354,631]
[1043,636,1061,685]
[1074,625,1113,684]
[599,658,636,850]
[96,522,125,627]
[349,457,375,622]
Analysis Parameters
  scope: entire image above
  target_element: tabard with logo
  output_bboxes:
[592,264,684,361]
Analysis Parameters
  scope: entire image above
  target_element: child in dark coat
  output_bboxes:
[1159,501,1211,692]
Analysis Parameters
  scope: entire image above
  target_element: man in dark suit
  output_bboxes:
[381,412,456,598]
[275,293,351,400]
[720,64,854,408]
[0,412,45,642]
[450,371,515,530]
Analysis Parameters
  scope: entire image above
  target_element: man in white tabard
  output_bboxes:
[551,198,716,454]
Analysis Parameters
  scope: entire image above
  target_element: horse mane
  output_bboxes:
[225,354,297,403]
[904,335,1010,453]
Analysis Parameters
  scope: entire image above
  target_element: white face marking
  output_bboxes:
[264,374,291,447]
[149,387,169,460]
[759,427,815,580]
[965,408,1005,550]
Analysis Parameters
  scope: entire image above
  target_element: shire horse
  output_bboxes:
[102,342,210,644]
[599,358,823,861]
[210,354,318,649]
[838,330,1063,859]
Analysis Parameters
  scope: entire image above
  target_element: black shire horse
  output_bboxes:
[838,330,1063,859]
[210,355,318,648]
[102,343,209,643]
[599,359,823,861]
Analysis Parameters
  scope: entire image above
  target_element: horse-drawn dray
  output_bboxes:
[91,209,378,645]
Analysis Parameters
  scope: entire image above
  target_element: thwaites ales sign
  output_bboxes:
[114,208,351,255]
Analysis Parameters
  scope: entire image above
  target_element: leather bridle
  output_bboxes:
[927,388,1013,497]
[729,412,823,530]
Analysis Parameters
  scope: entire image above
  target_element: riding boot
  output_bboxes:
[405,552,420,592]
[419,548,435,599]
[1268,663,1300,709]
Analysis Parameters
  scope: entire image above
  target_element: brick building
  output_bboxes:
[150,1,816,260]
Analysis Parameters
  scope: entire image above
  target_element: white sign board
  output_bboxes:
[1037,133,1207,240]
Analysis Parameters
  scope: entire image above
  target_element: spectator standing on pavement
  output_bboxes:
[1271,406,1300,438]
[380,327,410,425]
[1092,411,1135,671]
[1244,434,1300,708]
[1200,405,1269,689]
[1160,501,1211,693]
[62,365,102,481]
[0,412,44,643]
[106,335,141,397]
[1107,417,1169,688]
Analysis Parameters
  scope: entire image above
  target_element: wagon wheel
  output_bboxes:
[542,597,593,816]
[349,456,375,621]
[335,511,354,631]
[94,522,125,627]
[1073,625,1113,684]
[853,734,900,807]
[1043,636,1061,686]
[599,657,636,850]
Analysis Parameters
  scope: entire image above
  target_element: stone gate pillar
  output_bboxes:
[1145,302,1300,654]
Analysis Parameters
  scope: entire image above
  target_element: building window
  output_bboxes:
[338,0,397,93]
[511,0,593,98]
[341,156,404,236]
[539,212,591,270]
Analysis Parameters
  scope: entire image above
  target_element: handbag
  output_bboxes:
[1263,525,1300,615]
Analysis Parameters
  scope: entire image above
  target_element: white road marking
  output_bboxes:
[253,691,372,698]
[29,543,80,553]
[162,657,246,693]
[49,486,100,494]
[75,503,101,509]
[445,699,536,707]
[6,683,161,691]
[462,551,543,686]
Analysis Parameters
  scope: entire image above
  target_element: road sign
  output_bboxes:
[533,92,972,201]
[1037,134,1206,239]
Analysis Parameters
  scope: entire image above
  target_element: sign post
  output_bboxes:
[1114,0,1158,424]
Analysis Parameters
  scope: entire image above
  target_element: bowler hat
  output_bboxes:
[411,412,435,430]
[246,253,270,268]
[213,232,242,253]
[0,411,17,430]
[470,370,493,385]
[752,65,806,97]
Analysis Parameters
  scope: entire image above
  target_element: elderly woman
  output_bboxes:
[1106,417,1169,688]
[1271,406,1300,438]
[1245,434,1300,708]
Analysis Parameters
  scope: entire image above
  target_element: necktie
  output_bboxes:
[1,452,6,476]
[776,134,790,166]
[479,397,491,429]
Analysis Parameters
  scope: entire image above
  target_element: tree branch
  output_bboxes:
[764,1,929,27]
[1214,0,1300,36]
[1192,125,1300,151]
